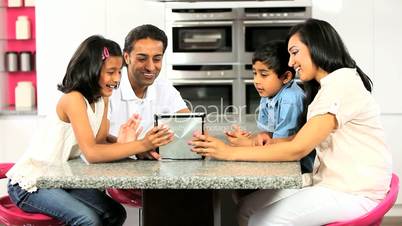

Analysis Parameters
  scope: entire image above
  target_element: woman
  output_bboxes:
[189,18,392,226]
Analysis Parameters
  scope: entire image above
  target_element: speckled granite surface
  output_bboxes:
[37,158,302,189]
[36,114,302,190]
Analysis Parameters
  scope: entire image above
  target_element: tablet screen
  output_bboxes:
[155,113,206,160]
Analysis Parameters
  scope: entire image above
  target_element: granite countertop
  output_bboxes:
[36,158,302,190]
[36,114,302,190]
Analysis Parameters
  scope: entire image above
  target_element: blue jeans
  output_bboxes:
[7,181,126,226]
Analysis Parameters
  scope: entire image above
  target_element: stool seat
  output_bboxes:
[0,195,63,225]
[325,173,399,226]
[107,188,142,208]
[0,163,63,226]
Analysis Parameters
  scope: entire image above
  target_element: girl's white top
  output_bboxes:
[308,68,392,201]
[6,97,104,192]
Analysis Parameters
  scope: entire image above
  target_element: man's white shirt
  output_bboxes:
[108,69,187,138]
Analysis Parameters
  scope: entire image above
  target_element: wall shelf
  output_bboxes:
[0,0,36,112]
[0,105,37,115]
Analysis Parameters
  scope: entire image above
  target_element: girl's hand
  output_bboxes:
[224,125,253,147]
[141,125,174,150]
[189,131,232,160]
[117,114,143,143]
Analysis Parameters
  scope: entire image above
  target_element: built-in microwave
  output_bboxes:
[166,8,238,64]
[239,7,311,63]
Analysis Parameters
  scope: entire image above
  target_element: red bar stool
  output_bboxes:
[107,188,142,226]
[0,163,63,226]
[325,173,399,226]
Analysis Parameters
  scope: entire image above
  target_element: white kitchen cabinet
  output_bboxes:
[36,0,107,116]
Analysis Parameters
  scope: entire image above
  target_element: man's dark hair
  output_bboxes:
[123,24,168,54]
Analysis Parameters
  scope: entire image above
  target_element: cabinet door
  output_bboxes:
[36,0,107,116]
[373,0,402,113]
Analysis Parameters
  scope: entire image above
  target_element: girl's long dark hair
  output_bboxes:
[57,35,122,103]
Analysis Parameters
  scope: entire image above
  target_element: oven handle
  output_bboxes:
[173,21,234,26]
[173,79,234,85]
[243,19,305,25]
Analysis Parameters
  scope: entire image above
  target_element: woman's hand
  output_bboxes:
[224,125,253,147]
[117,114,143,143]
[189,131,233,160]
[141,125,174,150]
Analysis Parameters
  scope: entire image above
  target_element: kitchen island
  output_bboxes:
[36,158,302,226]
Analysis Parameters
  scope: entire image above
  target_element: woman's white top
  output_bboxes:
[308,68,392,201]
[6,97,104,192]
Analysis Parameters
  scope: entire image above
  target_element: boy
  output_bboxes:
[225,40,314,173]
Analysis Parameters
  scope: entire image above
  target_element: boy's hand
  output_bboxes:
[117,114,143,143]
[224,124,253,147]
[255,132,272,146]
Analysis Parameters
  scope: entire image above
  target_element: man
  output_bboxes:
[108,24,190,159]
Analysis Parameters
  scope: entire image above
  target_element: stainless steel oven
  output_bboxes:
[167,64,240,114]
[173,79,238,115]
[165,2,312,116]
[239,6,311,63]
[166,8,238,64]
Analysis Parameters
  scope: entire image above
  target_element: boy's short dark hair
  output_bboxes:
[123,24,168,54]
[252,40,295,79]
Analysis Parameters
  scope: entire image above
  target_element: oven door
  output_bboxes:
[168,21,236,64]
[240,20,304,63]
[173,79,235,115]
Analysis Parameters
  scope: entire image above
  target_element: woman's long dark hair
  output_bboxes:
[57,35,122,103]
[287,18,373,94]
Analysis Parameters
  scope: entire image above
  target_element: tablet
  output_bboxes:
[154,113,206,160]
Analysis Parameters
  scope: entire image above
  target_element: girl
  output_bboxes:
[7,35,173,225]
[190,18,392,226]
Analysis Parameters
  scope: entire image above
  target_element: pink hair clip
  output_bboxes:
[102,47,110,60]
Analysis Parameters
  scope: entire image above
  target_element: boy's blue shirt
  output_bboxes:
[257,80,305,138]
[256,80,315,174]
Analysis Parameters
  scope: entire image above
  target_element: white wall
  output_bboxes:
[0,115,40,196]
[36,0,107,116]
[36,0,165,116]
[313,0,402,214]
